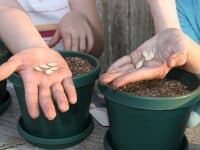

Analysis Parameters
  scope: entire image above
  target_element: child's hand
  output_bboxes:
[100,28,188,88]
[0,48,77,120]
[49,11,94,52]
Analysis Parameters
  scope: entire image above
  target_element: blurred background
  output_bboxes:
[96,0,154,70]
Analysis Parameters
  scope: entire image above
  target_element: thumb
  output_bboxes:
[0,56,21,81]
[48,29,61,48]
[168,52,187,68]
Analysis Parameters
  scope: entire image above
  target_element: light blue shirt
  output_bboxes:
[176,0,200,44]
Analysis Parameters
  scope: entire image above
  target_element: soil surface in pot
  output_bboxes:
[118,79,190,97]
[65,57,94,76]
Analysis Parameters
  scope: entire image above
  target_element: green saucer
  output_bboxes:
[104,130,189,150]
[17,114,94,149]
[0,91,11,114]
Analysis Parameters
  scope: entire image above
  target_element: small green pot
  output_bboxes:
[9,51,101,149]
[0,42,12,114]
[99,69,200,150]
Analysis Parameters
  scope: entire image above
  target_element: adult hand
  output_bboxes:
[48,11,94,52]
[100,28,189,88]
[0,48,77,120]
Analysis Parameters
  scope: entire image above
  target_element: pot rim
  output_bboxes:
[99,69,200,110]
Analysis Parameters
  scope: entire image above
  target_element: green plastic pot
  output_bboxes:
[104,130,189,150]
[0,42,12,113]
[9,51,101,149]
[99,69,200,150]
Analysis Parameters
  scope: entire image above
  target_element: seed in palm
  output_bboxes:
[143,49,155,61]
[135,59,144,69]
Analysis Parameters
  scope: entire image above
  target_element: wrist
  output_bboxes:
[182,36,200,74]
[68,10,89,20]
[10,40,49,54]
[14,46,50,54]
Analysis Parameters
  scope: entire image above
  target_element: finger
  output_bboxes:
[100,72,126,85]
[71,34,79,51]
[168,51,187,68]
[39,82,56,120]
[100,64,134,84]
[107,55,132,72]
[112,65,169,88]
[63,77,77,104]
[23,79,40,119]
[0,56,22,81]
[79,34,87,52]
[86,27,94,52]
[63,33,72,50]
[51,82,69,112]
[48,29,62,48]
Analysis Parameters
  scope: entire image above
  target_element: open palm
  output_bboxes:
[0,48,77,120]
[100,29,188,88]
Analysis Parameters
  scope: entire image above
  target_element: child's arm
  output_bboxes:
[0,6,48,53]
[49,0,104,57]
[69,0,104,56]
[0,6,76,120]
[146,0,200,74]
[100,29,200,87]
[100,0,200,87]
[147,0,181,33]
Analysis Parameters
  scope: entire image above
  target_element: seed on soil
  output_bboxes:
[135,59,144,69]
[118,78,190,97]
[34,66,42,72]
[39,64,50,69]
[47,63,58,67]
[45,69,53,75]
[65,57,94,76]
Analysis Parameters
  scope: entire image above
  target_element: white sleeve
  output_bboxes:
[17,0,71,25]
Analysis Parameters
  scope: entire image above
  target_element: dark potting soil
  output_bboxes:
[118,79,190,97]
[65,57,94,76]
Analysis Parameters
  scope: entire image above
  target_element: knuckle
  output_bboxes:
[39,80,50,89]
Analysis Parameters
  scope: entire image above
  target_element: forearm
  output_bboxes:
[0,6,48,54]
[69,0,104,57]
[147,0,181,33]
[183,37,200,74]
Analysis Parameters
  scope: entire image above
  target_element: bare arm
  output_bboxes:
[0,6,48,54]
[147,0,200,74]
[69,0,104,56]
[100,0,200,86]
[0,5,76,120]
[183,35,200,74]
[147,0,181,33]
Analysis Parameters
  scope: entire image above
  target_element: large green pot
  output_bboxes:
[0,42,12,114]
[99,69,200,150]
[9,51,101,149]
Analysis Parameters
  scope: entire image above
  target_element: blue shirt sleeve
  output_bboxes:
[176,0,200,44]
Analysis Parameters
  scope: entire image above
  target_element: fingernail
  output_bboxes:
[30,111,40,119]
[47,112,56,120]
[60,103,69,112]
[70,97,77,104]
